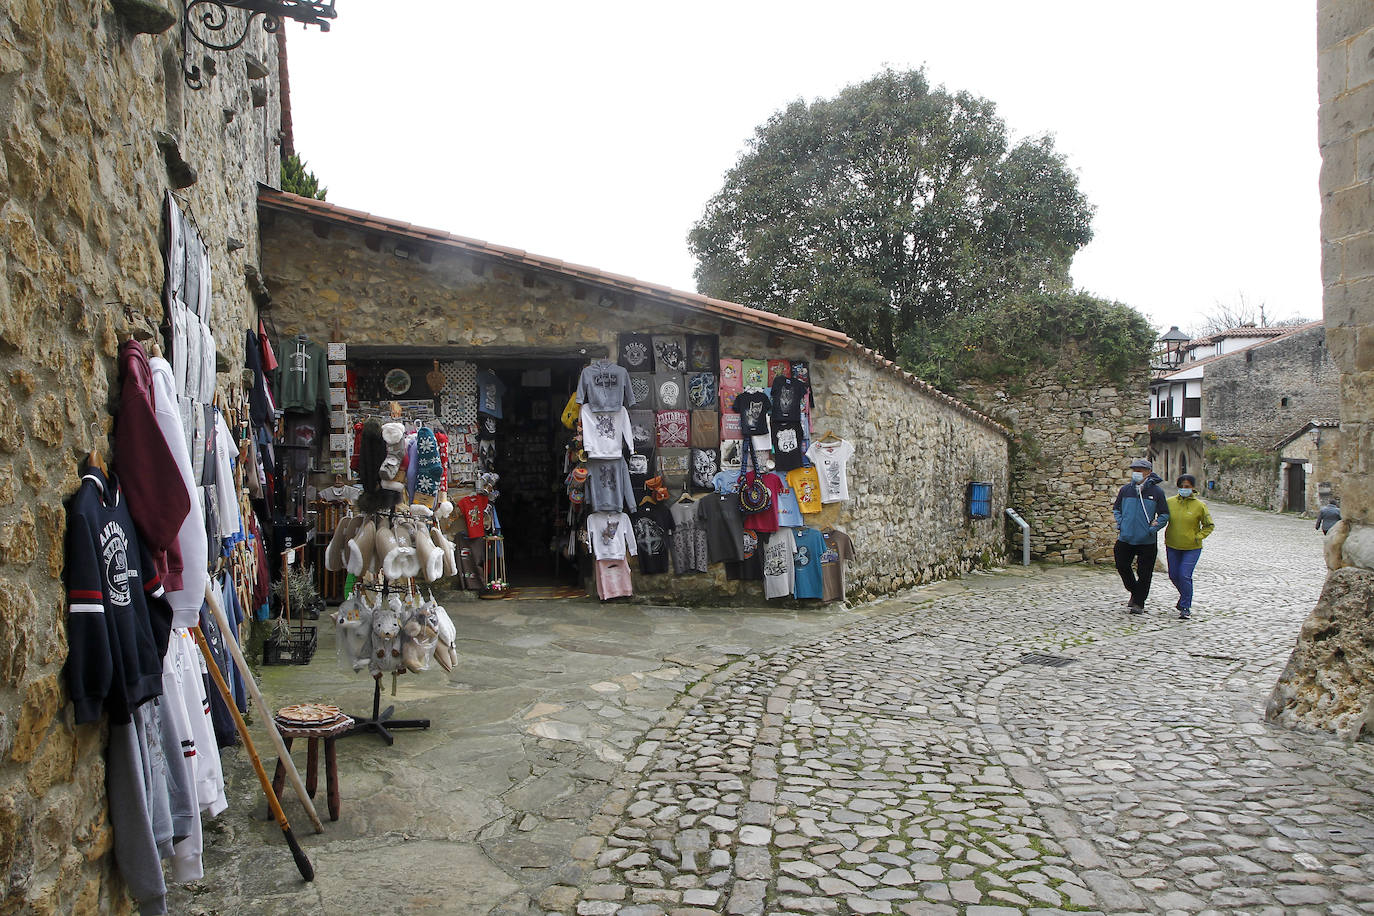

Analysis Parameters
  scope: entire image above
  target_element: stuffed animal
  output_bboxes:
[336,592,374,671]
[399,594,437,672]
[369,594,404,676]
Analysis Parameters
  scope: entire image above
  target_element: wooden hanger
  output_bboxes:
[87,421,107,474]
[815,429,841,443]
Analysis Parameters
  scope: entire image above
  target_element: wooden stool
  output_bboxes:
[270,714,355,821]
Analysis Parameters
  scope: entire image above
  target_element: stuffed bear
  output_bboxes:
[369,594,404,676]
[336,591,374,672]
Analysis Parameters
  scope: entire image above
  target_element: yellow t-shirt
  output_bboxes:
[787,466,823,514]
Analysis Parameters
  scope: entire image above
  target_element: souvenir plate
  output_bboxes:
[384,368,412,395]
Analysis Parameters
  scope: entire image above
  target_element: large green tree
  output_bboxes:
[689,69,1095,358]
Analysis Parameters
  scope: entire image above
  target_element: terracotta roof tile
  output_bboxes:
[257,186,1010,437]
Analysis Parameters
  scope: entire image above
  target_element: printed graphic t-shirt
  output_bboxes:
[792,527,827,599]
[762,528,796,599]
[476,369,507,418]
[806,439,855,503]
[696,492,745,563]
[631,504,675,575]
[580,405,635,459]
[787,466,823,514]
[820,528,856,601]
[734,391,771,437]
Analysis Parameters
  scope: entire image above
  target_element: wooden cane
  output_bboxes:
[203,582,326,834]
[191,625,314,882]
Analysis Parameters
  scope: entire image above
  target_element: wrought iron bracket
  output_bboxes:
[181,0,335,89]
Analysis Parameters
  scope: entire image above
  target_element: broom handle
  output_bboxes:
[204,582,326,834]
[191,625,314,881]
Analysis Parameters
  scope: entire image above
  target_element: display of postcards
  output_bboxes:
[165,194,186,304]
[652,335,688,372]
[686,334,719,372]
[629,410,656,451]
[720,439,744,469]
[690,410,720,449]
[718,358,743,393]
[689,447,719,491]
[328,388,347,408]
[655,448,690,489]
[790,360,810,386]
[686,371,717,409]
[742,359,767,389]
[618,333,655,372]
[767,359,791,382]
[328,342,348,361]
[328,363,347,383]
[653,372,686,410]
[720,411,742,440]
[655,410,689,448]
[628,373,653,408]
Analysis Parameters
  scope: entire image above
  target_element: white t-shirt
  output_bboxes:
[587,511,637,560]
[763,528,796,599]
[580,405,635,459]
[806,439,855,503]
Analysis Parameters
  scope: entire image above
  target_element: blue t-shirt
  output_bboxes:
[712,469,741,494]
[476,369,506,419]
[792,527,827,599]
[775,481,803,527]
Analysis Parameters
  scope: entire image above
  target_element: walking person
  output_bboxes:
[1315,497,1342,534]
[1165,474,1214,620]
[1112,458,1169,614]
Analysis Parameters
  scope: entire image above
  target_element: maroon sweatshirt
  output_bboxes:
[116,339,191,592]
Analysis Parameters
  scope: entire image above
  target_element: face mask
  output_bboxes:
[1178,488,1193,498]
[1131,472,1144,484]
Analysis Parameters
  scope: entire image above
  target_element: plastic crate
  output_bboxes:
[263,624,318,666]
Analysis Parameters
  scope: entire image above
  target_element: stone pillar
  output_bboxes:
[1266,2,1374,738]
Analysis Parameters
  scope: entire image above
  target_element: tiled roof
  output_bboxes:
[1274,417,1341,450]
[257,187,1011,437]
[1165,321,1324,379]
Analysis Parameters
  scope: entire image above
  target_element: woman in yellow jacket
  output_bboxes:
[1165,474,1215,619]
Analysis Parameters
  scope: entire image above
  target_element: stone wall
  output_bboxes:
[1203,325,1339,448]
[1267,2,1374,738]
[260,206,1010,602]
[961,348,1150,564]
[1201,457,1278,511]
[0,3,281,911]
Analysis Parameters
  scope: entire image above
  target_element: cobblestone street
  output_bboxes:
[560,503,1374,916]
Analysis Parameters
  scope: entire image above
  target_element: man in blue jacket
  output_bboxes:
[1112,458,1170,614]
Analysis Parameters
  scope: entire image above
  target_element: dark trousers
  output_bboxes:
[1114,540,1157,607]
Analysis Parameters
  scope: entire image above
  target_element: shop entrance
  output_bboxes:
[1285,461,1306,513]
[487,359,584,588]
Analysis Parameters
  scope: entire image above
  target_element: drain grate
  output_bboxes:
[1018,652,1076,668]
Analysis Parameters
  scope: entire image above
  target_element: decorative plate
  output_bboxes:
[384,368,411,395]
[277,703,343,725]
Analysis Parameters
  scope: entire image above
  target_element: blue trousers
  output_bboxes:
[1166,547,1202,610]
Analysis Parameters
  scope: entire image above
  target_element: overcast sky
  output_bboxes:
[284,1,1321,337]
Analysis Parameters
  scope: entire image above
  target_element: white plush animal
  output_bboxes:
[369,595,404,675]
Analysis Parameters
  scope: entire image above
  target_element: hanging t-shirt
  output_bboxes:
[618,334,655,373]
[769,375,812,425]
[628,410,656,452]
[770,422,806,472]
[580,405,635,459]
[628,373,653,408]
[476,412,499,441]
[720,411,742,441]
[686,335,718,373]
[762,528,796,599]
[820,528,856,601]
[587,511,636,560]
[669,500,709,574]
[712,468,741,494]
[775,479,804,527]
[627,451,655,495]
[725,529,763,581]
[476,369,507,418]
[652,336,688,372]
[766,359,790,383]
[687,373,717,410]
[787,466,823,514]
[741,472,784,534]
[807,439,855,503]
[655,410,689,448]
[631,504,675,574]
[654,373,686,410]
[742,359,767,389]
[790,360,811,387]
[734,391,770,438]
[718,358,743,395]
[577,360,633,411]
[457,493,489,539]
[792,527,827,599]
[587,458,636,513]
[689,447,718,491]
[690,410,720,449]
[696,492,745,563]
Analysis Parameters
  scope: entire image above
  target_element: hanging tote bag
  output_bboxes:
[737,441,772,514]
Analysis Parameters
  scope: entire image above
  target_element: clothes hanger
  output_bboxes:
[816,429,841,444]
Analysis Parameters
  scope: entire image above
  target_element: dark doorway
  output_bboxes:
[1286,462,1306,513]
[488,359,584,587]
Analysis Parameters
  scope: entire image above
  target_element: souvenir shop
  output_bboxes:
[312,329,858,606]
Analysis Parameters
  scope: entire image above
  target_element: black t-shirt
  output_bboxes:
[734,391,770,437]
[618,333,655,372]
[627,450,655,495]
[770,423,805,472]
[696,492,745,562]
[725,529,763,581]
[769,375,811,425]
[631,504,675,574]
